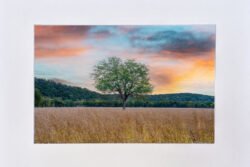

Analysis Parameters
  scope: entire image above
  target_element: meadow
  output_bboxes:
[35,107,214,143]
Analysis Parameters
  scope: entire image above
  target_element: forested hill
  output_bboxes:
[35,78,214,108]
[147,93,214,103]
[35,78,104,100]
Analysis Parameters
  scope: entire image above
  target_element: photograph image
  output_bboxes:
[34,25,215,143]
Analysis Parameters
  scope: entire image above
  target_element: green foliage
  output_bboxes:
[35,78,104,100]
[35,88,42,107]
[92,57,153,109]
[34,78,214,108]
[147,93,214,102]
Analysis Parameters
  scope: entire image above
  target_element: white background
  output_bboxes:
[1,0,250,167]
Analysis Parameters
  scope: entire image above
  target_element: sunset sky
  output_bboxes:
[35,25,215,95]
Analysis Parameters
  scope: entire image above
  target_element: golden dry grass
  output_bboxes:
[35,107,214,143]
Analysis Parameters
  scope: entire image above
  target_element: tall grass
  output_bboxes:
[35,107,214,143]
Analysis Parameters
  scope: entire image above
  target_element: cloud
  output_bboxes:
[35,25,92,42]
[148,50,215,94]
[87,26,118,39]
[35,25,92,58]
[152,31,215,53]
[150,72,172,86]
[129,29,215,55]
[87,30,113,40]
[35,47,88,58]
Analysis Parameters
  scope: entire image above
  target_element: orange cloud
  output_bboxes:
[35,26,91,43]
[35,26,91,58]
[35,47,88,58]
[148,50,215,94]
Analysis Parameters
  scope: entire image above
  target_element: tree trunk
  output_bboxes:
[122,99,127,110]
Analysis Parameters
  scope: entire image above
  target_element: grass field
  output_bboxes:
[35,107,214,143]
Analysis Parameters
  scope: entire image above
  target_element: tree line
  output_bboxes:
[35,78,214,108]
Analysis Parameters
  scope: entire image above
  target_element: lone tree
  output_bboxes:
[92,57,153,109]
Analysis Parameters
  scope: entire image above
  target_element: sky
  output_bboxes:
[35,25,215,95]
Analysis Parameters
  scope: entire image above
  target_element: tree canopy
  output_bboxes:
[92,57,153,109]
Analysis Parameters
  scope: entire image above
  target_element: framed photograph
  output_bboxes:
[34,25,215,143]
[1,0,250,166]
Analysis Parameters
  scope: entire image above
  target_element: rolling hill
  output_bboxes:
[35,78,214,108]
